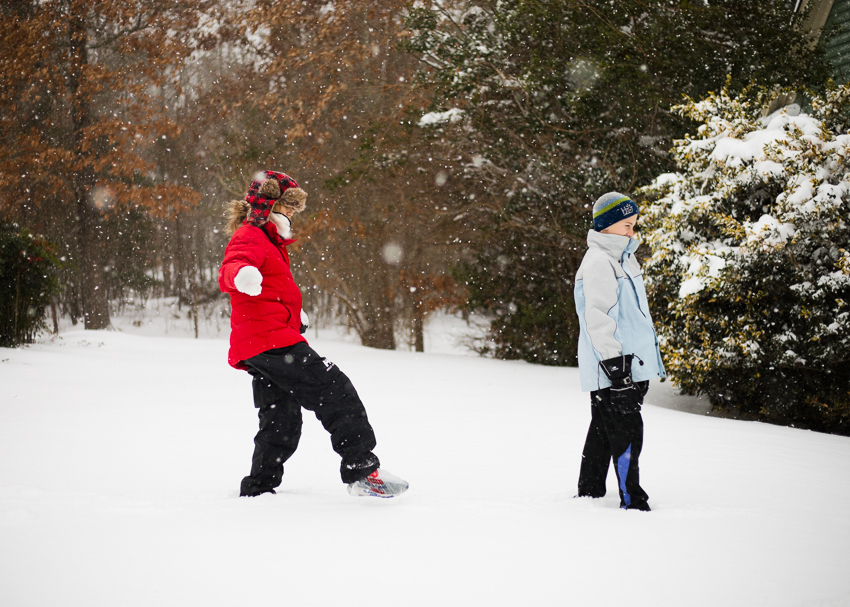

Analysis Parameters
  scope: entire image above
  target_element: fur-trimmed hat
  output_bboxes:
[243,170,307,227]
[592,192,638,232]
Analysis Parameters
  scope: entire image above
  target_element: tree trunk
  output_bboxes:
[412,297,424,352]
[175,215,184,305]
[360,299,396,349]
[359,261,396,350]
[75,194,110,329]
[69,8,110,330]
[51,297,59,334]
[192,284,199,339]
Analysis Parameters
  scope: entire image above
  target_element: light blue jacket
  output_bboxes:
[574,230,666,392]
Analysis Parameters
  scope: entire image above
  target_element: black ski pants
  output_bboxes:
[577,382,650,510]
[239,342,379,496]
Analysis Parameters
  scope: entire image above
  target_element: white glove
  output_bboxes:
[300,310,310,334]
[234,265,262,296]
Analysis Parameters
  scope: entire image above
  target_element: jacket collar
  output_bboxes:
[586,229,639,261]
[261,221,296,247]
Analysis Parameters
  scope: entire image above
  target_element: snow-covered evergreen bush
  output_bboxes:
[641,83,850,434]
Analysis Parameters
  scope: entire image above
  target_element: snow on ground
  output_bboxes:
[1,318,848,606]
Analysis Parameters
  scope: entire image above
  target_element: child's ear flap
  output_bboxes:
[281,187,307,213]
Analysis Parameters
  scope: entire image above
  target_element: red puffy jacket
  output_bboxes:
[219,222,307,370]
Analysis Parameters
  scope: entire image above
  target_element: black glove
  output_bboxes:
[599,354,642,413]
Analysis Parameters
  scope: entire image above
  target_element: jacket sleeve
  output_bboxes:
[581,252,623,361]
[218,227,269,294]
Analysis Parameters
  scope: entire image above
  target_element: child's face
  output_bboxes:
[601,216,637,238]
[272,204,295,218]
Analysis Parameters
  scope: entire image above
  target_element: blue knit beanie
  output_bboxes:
[592,192,638,232]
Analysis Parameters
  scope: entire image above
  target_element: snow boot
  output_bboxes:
[347,468,409,498]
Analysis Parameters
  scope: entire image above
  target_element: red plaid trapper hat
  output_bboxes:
[243,170,300,227]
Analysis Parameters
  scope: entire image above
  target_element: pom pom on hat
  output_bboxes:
[592,192,638,232]
[258,178,281,199]
[243,170,307,227]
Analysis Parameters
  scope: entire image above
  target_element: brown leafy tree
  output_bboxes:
[214,0,467,350]
[0,0,207,329]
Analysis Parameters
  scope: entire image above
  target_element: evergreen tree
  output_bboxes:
[404,0,831,364]
[0,222,59,347]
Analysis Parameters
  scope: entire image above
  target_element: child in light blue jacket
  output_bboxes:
[573,192,666,511]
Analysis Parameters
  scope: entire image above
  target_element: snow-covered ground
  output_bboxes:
[1,315,848,606]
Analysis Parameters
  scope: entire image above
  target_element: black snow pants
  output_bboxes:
[577,382,650,510]
[239,342,379,496]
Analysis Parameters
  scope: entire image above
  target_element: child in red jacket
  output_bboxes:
[219,170,408,498]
